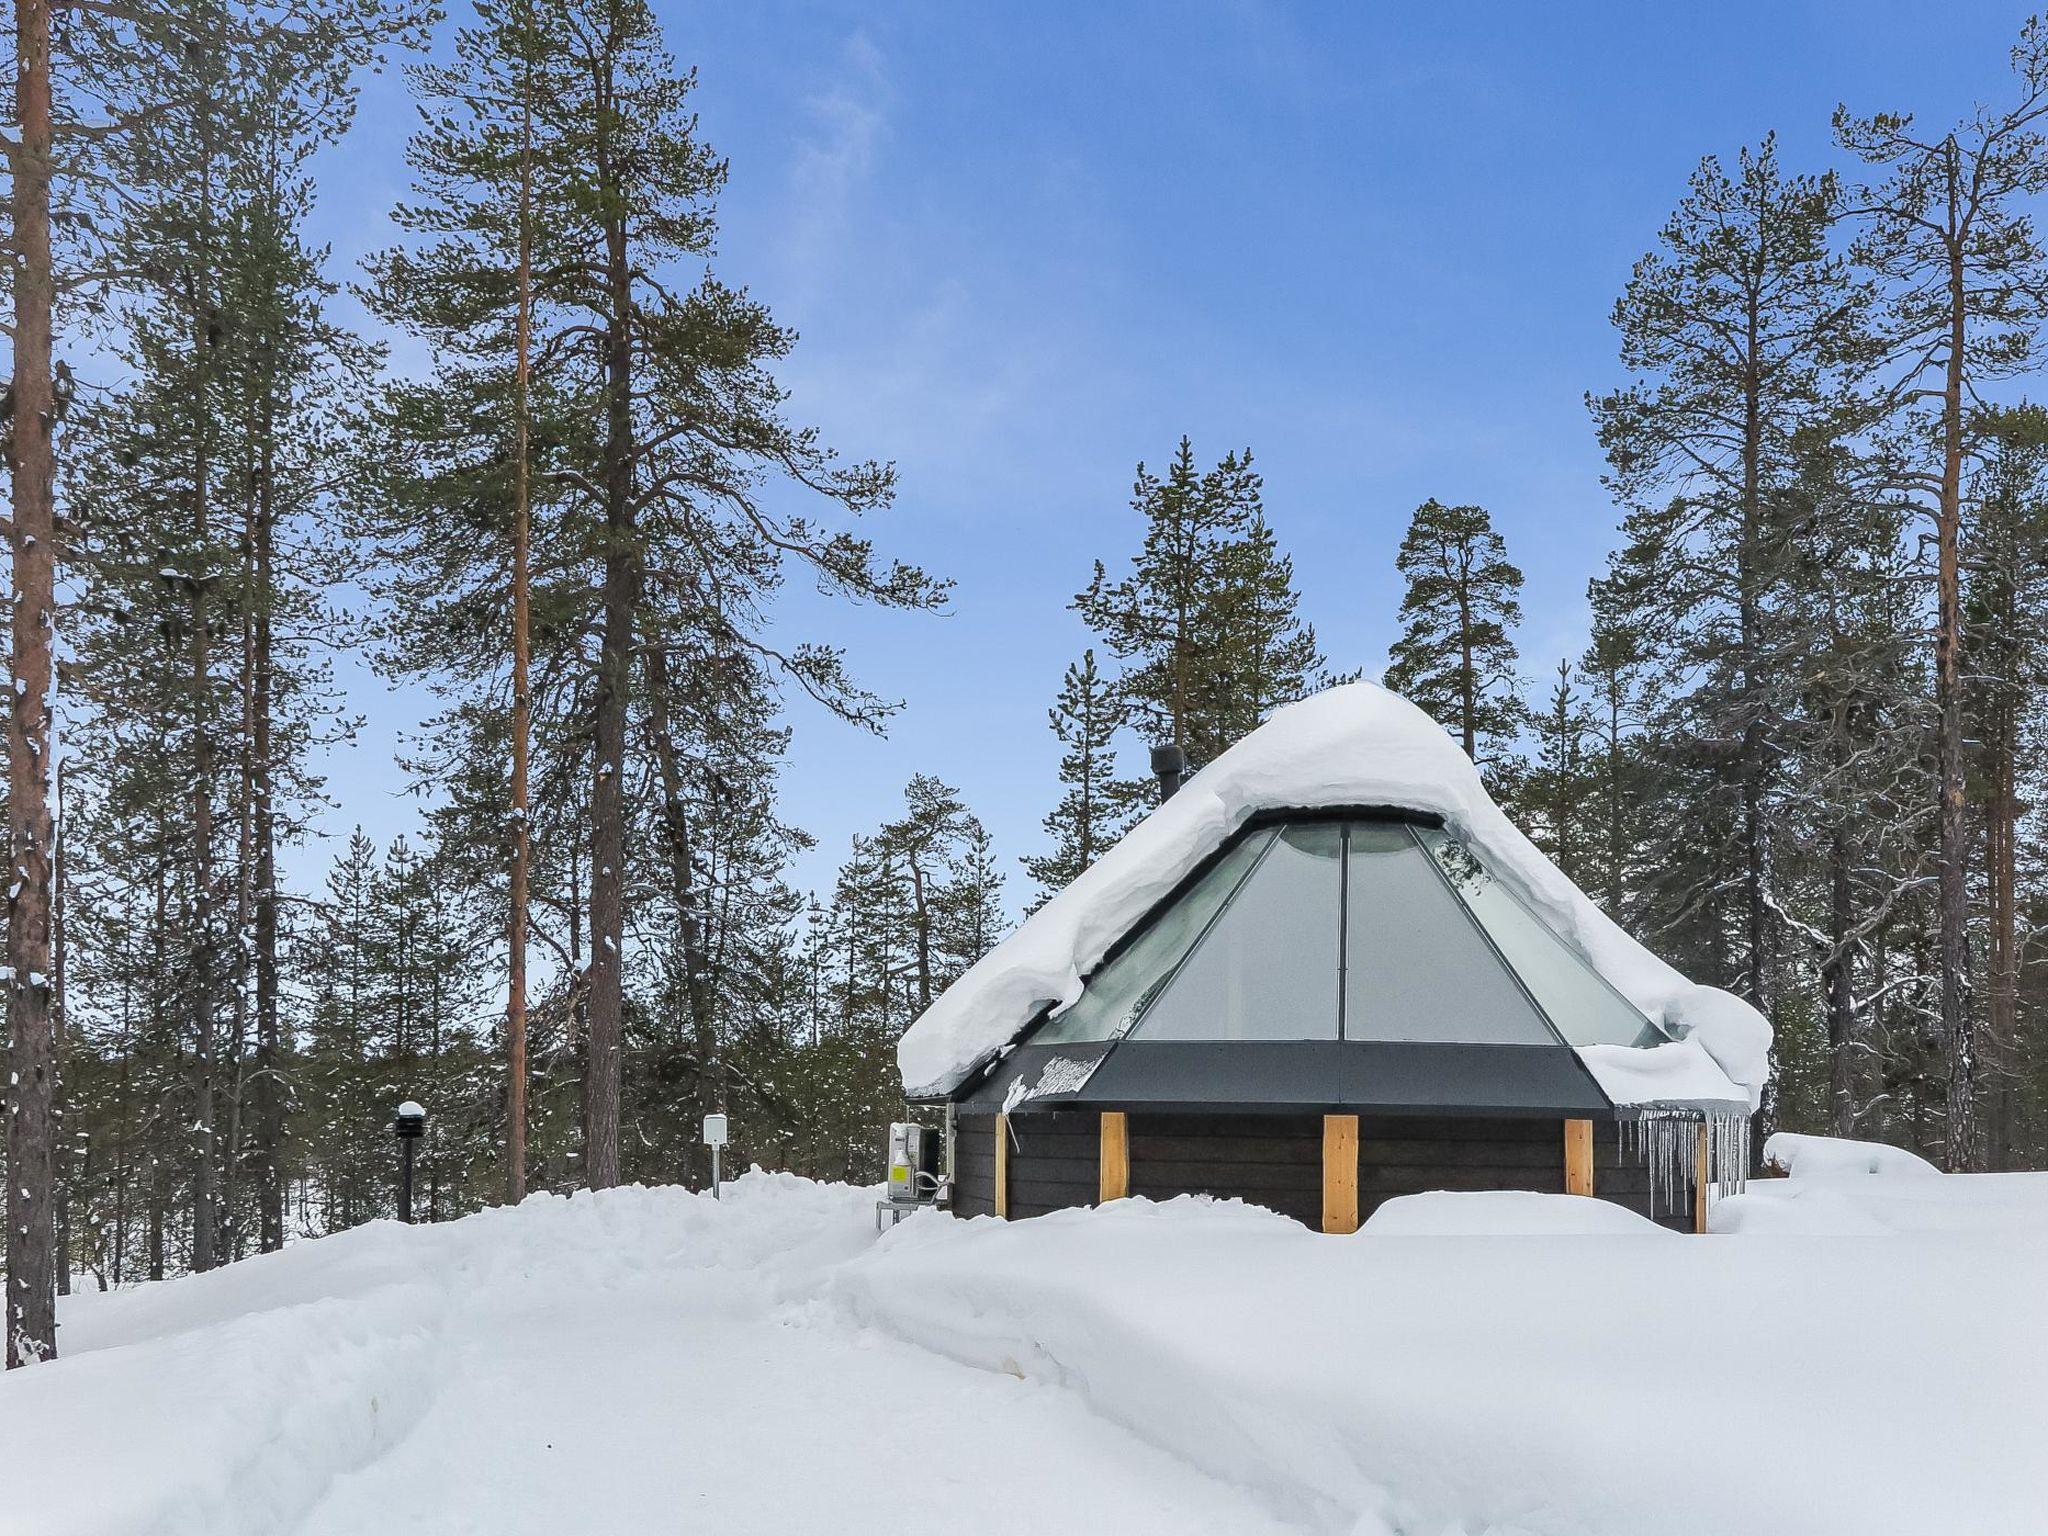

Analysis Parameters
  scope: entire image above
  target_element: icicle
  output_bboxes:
[1623,1105,1750,1223]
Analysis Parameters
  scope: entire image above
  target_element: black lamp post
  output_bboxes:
[393,1100,427,1223]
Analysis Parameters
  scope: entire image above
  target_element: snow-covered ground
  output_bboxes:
[8,1156,2045,1536]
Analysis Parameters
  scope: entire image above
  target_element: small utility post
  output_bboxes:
[702,1112,728,1200]
[394,1101,427,1224]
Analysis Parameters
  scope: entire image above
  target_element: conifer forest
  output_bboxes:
[11,2,2048,1372]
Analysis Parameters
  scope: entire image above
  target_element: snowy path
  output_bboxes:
[291,1212,1299,1536]
[8,1177,1302,1536]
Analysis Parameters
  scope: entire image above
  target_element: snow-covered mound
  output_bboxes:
[898,681,1771,1107]
[843,1166,2048,1536]
[9,1149,2047,1536]
[1762,1131,1940,1178]
[1360,1189,1677,1237]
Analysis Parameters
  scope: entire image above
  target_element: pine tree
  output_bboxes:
[1207,507,1325,746]
[1024,650,1136,905]
[1774,435,1930,1139]
[1837,24,2048,1167]
[1382,498,1526,784]
[1578,588,1656,916]
[299,830,384,1230]
[1077,439,1318,768]
[365,0,945,1190]
[1592,134,1860,1035]
[6,0,425,1356]
[1523,661,1595,885]
[1963,407,2048,1162]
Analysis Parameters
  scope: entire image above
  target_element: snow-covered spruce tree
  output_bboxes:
[1837,26,2048,1167]
[363,0,945,1192]
[1023,650,1139,908]
[1590,135,1859,1033]
[1382,498,1526,793]
[1077,439,1320,771]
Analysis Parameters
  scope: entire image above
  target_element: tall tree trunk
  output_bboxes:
[1936,235,1976,1172]
[188,319,220,1272]
[223,426,260,1262]
[910,862,932,1012]
[252,405,284,1251]
[505,11,534,1204]
[6,0,61,1367]
[583,179,636,1191]
[1982,673,2018,1170]
[642,653,718,1089]
[1603,683,1624,913]
[184,78,224,1267]
[1738,294,1772,1022]
[1455,565,1476,761]
[1824,821,1858,1136]
[147,1176,165,1283]
[51,761,68,1297]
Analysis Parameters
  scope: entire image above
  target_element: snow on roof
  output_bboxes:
[898,681,1771,1109]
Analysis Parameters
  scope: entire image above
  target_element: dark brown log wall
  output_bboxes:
[1127,1114,1323,1227]
[1001,1112,1100,1218]
[949,1109,1696,1231]
[952,1113,1000,1218]
[1353,1114,1562,1222]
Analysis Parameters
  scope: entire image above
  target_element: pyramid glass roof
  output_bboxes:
[1032,815,1667,1052]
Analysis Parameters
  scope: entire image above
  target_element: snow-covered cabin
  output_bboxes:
[898,683,1772,1233]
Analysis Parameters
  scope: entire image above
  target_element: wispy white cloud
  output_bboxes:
[778,31,893,310]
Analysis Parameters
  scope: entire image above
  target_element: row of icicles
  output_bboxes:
[1620,1108,1751,1221]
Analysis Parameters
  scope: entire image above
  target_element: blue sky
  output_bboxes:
[303,0,2033,910]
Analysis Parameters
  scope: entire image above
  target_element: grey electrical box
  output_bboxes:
[876,1121,943,1229]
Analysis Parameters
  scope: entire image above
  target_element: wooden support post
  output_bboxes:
[1564,1118,1594,1197]
[1322,1114,1359,1234]
[1098,1111,1129,1204]
[995,1112,1009,1220]
[1693,1121,1710,1235]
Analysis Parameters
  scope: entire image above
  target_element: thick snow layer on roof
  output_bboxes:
[898,681,1771,1107]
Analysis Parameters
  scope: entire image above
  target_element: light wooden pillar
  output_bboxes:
[1693,1121,1710,1235]
[1563,1118,1594,1196]
[1322,1114,1359,1234]
[1098,1111,1129,1203]
[995,1112,1010,1219]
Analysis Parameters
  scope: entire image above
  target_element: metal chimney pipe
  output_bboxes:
[1150,742,1189,803]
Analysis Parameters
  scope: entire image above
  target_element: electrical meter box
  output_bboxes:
[877,1120,943,1228]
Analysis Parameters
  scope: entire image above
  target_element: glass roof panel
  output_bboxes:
[1128,822,1343,1041]
[1416,827,1667,1049]
[1032,830,1275,1045]
[1342,822,1559,1044]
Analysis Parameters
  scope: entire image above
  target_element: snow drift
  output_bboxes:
[10,1152,2048,1536]
[897,681,1771,1108]
[841,1173,2048,1536]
